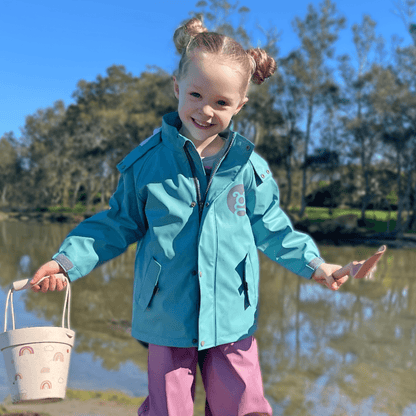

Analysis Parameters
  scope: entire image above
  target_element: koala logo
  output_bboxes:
[227,184,246,216]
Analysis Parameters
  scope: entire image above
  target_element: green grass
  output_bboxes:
[289,207,407,234]
[66,389,145,407]
[0,407,51,416]
[300,207,397,221]
[47,202,93,214]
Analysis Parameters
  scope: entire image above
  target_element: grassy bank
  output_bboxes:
[291,206,415,234]
[0,389,146,416]
[1,387,208,416]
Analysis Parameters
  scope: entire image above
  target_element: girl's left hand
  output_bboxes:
[312,263,349,291]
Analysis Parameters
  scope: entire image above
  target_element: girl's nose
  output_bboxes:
[201,104,214,117]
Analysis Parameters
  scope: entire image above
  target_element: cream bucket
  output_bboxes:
[0,275,75,403]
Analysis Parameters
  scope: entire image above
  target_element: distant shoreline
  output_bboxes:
[0,211,92,224]
[1,210,415,249]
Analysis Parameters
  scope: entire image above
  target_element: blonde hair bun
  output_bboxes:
[173,17,208,55]
[246,48,277,85]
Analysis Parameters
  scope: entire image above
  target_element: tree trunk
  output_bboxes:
[62,177,71,208]
[399,162,414,235]
[71,181,82,208]
[1,184,8,207]
[408,180,416,231]
[395,149,404,235]
[299,96,314,218]
[356,93,371,223]
[253,122,262,146]
[284,153,292,209]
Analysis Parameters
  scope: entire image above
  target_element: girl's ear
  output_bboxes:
[234,97,249,115]
[173,76,180,99]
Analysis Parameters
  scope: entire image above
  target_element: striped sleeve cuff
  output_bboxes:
[53,253,74,280]
[308,257,325,271]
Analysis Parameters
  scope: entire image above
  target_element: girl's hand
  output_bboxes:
[312,263,349,291]
[30,260,68,293]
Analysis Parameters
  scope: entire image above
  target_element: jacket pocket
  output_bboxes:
[237,254,252,310]
[137,258,161,311]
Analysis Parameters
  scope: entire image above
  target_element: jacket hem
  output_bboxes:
[131,329,199,349]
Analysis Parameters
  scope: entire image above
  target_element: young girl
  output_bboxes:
[31,17,350,416]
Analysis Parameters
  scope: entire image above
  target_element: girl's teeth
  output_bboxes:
[195,120,210,127]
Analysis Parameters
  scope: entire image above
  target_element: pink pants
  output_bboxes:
[137,336,272,416]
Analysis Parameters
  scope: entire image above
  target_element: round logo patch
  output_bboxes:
[227,184,246,216]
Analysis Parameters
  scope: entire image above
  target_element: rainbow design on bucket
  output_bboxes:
[53,352,64,362]
[40,380,52,390]
[19,346,34,356]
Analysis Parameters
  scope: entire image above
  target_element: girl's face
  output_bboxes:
[173,52,248,148]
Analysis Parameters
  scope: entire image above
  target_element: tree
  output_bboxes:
[371,64,416,235]
[0,133,20,207]
[291,0,346,217]
[20,100,68,208]
[67,65,177,209]
[391,1,416,231]
[338,15,385,221]
[262,52,307,209]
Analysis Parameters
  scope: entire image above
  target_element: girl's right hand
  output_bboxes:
[30,260,68,293]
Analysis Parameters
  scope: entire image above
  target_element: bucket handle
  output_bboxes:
[3,274,71,333]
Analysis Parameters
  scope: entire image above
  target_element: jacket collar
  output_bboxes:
[161,112,188,152]
[160,111,237,151]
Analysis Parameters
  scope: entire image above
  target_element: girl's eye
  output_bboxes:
[190,92,201,98]
[217,100,227,106]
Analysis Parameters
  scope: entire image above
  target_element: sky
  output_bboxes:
[1,0,414,139]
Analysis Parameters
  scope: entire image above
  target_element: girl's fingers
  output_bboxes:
[32,275,68,292]
[334,274,349,285]
[40,278,50,293]
[332,264,352,280]
[49,275,57,291]
[313,274,335,290]
[31,284,41,292]
[56,277,66,291]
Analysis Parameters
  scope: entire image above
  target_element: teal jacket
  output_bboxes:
[53,112,323,350]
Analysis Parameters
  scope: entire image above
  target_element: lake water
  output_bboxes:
[0,220,415,415]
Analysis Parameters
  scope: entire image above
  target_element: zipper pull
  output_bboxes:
[198,201,204,216]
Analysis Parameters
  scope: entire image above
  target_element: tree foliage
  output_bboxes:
[13,66,176,211]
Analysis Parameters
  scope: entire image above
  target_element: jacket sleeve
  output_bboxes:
[52,167,146,282]
[245,155,323,279]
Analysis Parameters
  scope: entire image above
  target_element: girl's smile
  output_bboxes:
[192,118,214,129]
[173,52,248,156]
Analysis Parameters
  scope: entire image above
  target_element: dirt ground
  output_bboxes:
[0,392,145,416]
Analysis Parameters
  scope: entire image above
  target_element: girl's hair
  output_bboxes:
[173,17,276,91]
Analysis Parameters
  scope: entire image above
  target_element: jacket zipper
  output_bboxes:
[184,133,235,219]
[184,145,204,219]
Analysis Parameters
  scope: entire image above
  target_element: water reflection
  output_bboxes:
[0,221,415,415]
[0,220,148,402]
[258,246,416,415]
